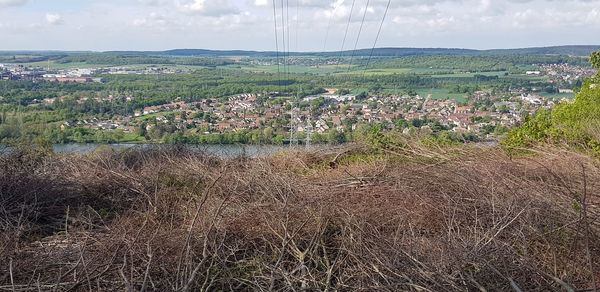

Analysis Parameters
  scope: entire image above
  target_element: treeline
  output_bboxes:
[369,54,590,71]
[55,53,235,66]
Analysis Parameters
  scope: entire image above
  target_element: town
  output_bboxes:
[38,86,566,144]
[1,57,596,144]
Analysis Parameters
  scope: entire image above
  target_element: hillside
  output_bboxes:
[1,144,599,291]
[504,50,600,156]
[1,45,599,63]
[152,45,600,57]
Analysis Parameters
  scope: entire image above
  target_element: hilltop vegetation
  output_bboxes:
[504,50,600,156]
[1,142,599,291]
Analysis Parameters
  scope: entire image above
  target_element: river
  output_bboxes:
[51,144,295,158]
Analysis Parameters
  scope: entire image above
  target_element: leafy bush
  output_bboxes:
[592,50,600,69]
[503,51,600,156]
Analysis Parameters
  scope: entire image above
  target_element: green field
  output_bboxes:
[344,68,413,75]
[18,61,100,69]
[230,64,342,74]
[416,88,468,103]
[431,71,509,78]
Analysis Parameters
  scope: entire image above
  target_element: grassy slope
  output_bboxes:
[1,144,599,291]
[504,51,600,156]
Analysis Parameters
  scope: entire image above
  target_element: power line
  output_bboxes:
[286,0,291,90]
[284,0,297,147]
[347,0,370,72]
[295,0,300,51]
[322,0,340,52]
[272,0,281,89]
[337,0,356,71]
[362,0,390,77]
[280,0,287,92]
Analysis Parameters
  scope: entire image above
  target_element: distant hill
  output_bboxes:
[483,45,600,56]
[149,45,600,58]
[1,46,599,63]
[153,47,481,57]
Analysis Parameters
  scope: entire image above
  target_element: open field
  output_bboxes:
[1,144,598,291]
[17,61,101,69]
[416,88,468,103]
[431,71,509,78]
[344,67,414,75]
[230,64,342,74]
[230,64,449,76]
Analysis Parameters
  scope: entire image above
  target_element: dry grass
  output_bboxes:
[0,144,599,291]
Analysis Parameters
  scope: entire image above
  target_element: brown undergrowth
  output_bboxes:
[0,144,599,291]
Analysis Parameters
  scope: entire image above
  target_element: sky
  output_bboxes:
[0,0,599,51]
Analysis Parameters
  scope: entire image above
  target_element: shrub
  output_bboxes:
[1,145,599,291]
[503,51,600,156]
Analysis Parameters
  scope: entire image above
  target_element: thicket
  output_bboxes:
[1,143,599,291]
[503,51,600,156]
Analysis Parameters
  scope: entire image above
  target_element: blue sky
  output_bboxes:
[0,0,599,51]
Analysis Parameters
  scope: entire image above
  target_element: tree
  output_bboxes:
[503,51,600,155]
[591,51,600,69]
[262,127,274,143]
[327,129,345,145]
[544,86,557,94]
[136,122,148,138]
[73,131,85,143]
[368,84,383,95]
[113,129,125,142]
[337,89,350,95]
[394,118,409,130]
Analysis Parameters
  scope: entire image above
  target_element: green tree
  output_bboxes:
[262,127,274,143]
[73,131,85,143]
[113,129,125,142]
[136,122,148,138]
[327,129,346,145]
[503,51,600,156]
[591,51,600,69]
[0,108,6,125]
[337,89,350,95]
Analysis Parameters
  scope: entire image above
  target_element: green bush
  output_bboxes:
[592,51,600,69]
[503,51,600,156]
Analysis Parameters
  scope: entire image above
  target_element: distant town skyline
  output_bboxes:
[1,0,599,51]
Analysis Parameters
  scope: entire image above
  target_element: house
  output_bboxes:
[217,121,232,132]
[454,106,473,114]
[521,94,543,105]
[0,72,14,80]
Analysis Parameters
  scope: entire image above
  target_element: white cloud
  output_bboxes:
[132,12,170,28]
[137,0,168,5]
[1,0,600,50]
[254,0,268,6]
[45,13,63,25]
[178,0,205,12]
[176,0,240,16]
[0,0,27,7]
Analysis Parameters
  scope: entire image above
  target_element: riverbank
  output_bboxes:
[1,143,316,158]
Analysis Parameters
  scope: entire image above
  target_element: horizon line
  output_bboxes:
[1,44,600,54]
